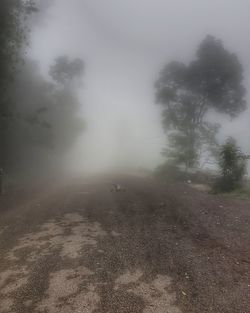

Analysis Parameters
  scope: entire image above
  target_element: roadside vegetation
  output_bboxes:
[213,137,249,192]
[155,36,249,196]
[0,1,85,185]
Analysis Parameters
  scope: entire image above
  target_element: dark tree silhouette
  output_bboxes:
[156,35,246,170]
[49,56,84,86]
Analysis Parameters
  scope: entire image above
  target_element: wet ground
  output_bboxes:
[0,175,249,312]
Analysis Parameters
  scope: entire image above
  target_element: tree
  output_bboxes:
[48,56,85,154]
[0,4,85,181]
[0,0,36,168]
[156,36,246,170]
[49,56,84,86]
[3,56,85,179]
[2,59,55,176]
[188,36,246,117]
[0,0,36,105]
[214,138,249,192]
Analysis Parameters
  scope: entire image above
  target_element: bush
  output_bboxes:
[213,138,248,192]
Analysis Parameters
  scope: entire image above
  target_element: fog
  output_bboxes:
[3,3,250,311]
[22,0,250,175]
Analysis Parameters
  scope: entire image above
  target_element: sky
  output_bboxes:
[29,0,250,172]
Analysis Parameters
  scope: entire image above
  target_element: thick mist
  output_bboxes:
[2,3,250,312]
[28,0,250,175]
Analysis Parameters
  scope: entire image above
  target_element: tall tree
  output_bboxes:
[0,0,36,168]
[5,57,85,179]
[48,56,85,154]
[156,35,246,170]
[0,0,36,107]
[0,4,85,180]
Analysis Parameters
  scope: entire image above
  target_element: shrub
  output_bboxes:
[214,138,248,192]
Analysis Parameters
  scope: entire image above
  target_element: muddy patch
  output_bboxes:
[1,212,181,313]
[0,213,106,312]
[114,270,181,313]
[114,269,143,288]
[60,214,106,259]
[36,266,99,313]
[5,213,107,263]
[0,267,29,313]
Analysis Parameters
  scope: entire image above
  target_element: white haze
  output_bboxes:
[29,0,250,173]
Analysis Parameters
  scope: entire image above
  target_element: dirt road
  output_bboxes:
[0,175,249,313]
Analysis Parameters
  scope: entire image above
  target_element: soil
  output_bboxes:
[0,174,249,313]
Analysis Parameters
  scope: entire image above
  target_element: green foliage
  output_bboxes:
[214,138,249,192]
[156,35,246,170]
